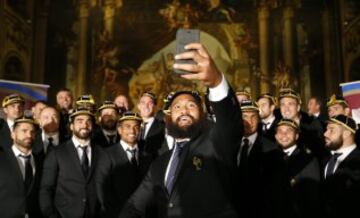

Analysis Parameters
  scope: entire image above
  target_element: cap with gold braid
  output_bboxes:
[235,90,251,99]
[98,100,117,113]
[277,118,300,132]
[13,115,36,129]
[257,93,277,105]
[141,92,157,104]
[163,90,202,113]
[69,107,95,122]
[76,94,95,106]
[118,111,142,123]
[326,94,349,108]
[240,100,259,112]
[278,88,302,104]
[2,94,25,108]
[328,114,357,134]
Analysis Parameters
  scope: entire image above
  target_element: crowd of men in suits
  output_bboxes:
[0,43,359,218]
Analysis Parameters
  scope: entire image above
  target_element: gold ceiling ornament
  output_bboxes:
[273,62,298,90]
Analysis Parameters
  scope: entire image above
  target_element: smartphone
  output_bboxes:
[174,28,200,74]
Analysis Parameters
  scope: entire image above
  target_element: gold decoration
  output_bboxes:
[192,156,202,171]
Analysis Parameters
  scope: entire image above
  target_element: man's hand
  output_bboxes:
[173,43,222,88]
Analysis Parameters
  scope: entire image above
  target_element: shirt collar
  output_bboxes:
[120,140,138,152]
[262,116,276,126]
[283,145,297,156]
[331,144,357,163]
[143,117,155,124]
[42,131,60,142]
[12,145,32,157]
[7,119,14,130]
[243,132,258,145]
[72,136,90,147]
[102,129,117,136]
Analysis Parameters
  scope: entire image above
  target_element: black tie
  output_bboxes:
[239,138,249,166]
[262,122,270,132]
[107,134,116,144]
[20,155,33,192]
[140,122,148,140]
[165,141,187,194]
[325,153,342,178]
[47,137,54,153]
[79,146,89,177]
[127,149,138,166]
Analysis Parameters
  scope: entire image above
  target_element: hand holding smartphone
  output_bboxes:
[174,28,200,74]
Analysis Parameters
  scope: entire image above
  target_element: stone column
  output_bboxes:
[103,0,116,38]
[258,5,270,93]
[283,6,295,68]
[76,0,90,97]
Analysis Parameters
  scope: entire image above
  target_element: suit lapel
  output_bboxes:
[5,148,25,192]
[335,148,360,174]
[66,141,85,179]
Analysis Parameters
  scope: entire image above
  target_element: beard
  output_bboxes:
[325,136,343,151]
[73,128,91,140]
[101,118,117,131]
[16,137,33,148]
[166,114,206,139]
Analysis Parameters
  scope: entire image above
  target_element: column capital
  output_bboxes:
[258,6,270,20]
[283,6,295,19]
[79,0,90,18]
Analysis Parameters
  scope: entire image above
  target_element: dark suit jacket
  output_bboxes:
[32,130,66,156]
[91,126,119,148]
[119,89,242,218]
[0,147,44,218]
[95,142,152,218]
[284,147,321,218]
[260,118,279,143]
[141,117,165,159]
[234,134,280,218]
[0,118,13,149]
[321,147,360,218]
[39,140,103,218]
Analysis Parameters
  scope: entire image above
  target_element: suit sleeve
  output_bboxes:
[39,149,60,218]
[118,166,155,218]
[209,86,242,166]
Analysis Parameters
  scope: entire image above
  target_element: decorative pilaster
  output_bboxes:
[258,5,270,93]
[76,0,90,97]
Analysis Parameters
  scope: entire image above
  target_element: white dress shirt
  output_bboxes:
[72,136,92,165]
[42,131,60,150]
[120,140,139,162]
[12,145,35,179]
[7,119,14,130]
[324,144,357,177]
[283,145,297,156]
[262,116,276,130]
[143,117,155,139]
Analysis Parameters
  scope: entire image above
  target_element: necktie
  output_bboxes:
[127,148,138,166]
[140,122,148,140]
[262,122,270,132]
[79,146,89,177]
[20,155,33,192]
[165,141,187,194]
[239,138,249,166]
[47,137,54,153]
[107,134,116,144]
[325,152,342,178]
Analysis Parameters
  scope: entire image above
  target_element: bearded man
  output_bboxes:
[40,107,103,218]
[321,115,360,218]
[92,101,120,148]
[119,43,242,218]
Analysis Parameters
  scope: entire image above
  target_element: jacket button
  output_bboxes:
[168,203,174,208]
[82,198,87,203]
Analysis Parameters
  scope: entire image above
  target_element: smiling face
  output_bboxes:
[166,94,203,139]
[275,125,299,149]
[137,95,155,119]
[118,119,141,146]
[70,114,93,140]
[56,90,73,111]
[280,97,300,120]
